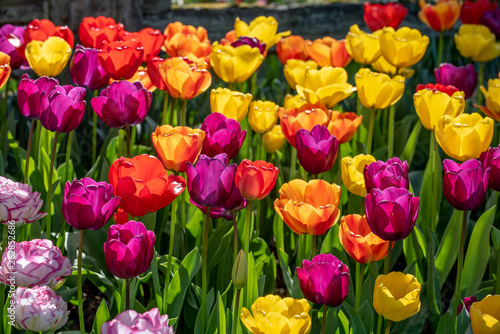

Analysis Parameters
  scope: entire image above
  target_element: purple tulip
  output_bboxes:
[231,36,266,55]
[39,85,87,133]
[104,220,156,279]
[434,63,478,99]
[365,187,420,240]
[0,176,47,227]
[201,112,247,159]
[296,254,350,307]
[295,124,339,175]
[480,145,500,191]
[17,74,59,120]
[101,308,174,334]
[0,239,72,288]
[186,153,237,208]
[13,285,69,332]
[481,9,500,39]
[62,177,120,230]
[91,80,152,129]
[443,159,489,211]
[364,157,409,193]
[0,24,29,69]
[70,45,111,90]
[457,296,477,316]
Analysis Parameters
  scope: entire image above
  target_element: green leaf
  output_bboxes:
[217,292,226,334]
[492,226,500,250]
[357,300,374,333]
[277,248,294,296]
[435,209,461,287]
[400,119,422,166]
[92,299,110,334]
[342,302,367,334]
[207,221,233,270]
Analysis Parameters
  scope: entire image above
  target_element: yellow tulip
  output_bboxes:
[283,94,308,109]
[263,125,286,154]
[0,52,11,89]
[234,16,291,50]
[413,89,465,130]
[248,100,279,133]
[345,24,383,65]
[283,59,318,90]
[371,56,415,78]
[454,24,500,62]
[25,36,72,77]
[341,154,377,197]
[355,68,405,110]
[380,27,430,68]
[240,295,312,334]
[210,87,252,122]
[477,78,500,122]
[470,295,500,334]
[435,113,494,161]
[210,42,264,83]
[296,66,355,108]
[373,272,422,322]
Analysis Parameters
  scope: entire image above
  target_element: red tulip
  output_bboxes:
[98,40,144,80]
[363,2,409,32]
[235,159,279,201]
[79,16,124,49]
[120,28,165,62]
[460,0,497,24]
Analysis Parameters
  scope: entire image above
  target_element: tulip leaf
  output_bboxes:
[7,131,34,181]
[277,248,294,296]
[462,206,495,296]
[217,292,226,334]
[105,136,119,165]
[400,119,422,166]
[435,209,461,287]
[342,302,367,334]
[92,299,110,334]
[492,226,500,250]
[251,237,277,294]
[357,300,374,333]
[207,221,233,270]
[337,309,350,334]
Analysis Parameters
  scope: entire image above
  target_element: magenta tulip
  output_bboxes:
[0,24,29,69]
[17,74,59,120]
[70,45,111,90]
[201,112,247,159]
[364,157,409,193]
[480,145,500,191]
[481,8,500,39]
[434,63,478,99]
[296,124,339,175]
[457,296,477,316]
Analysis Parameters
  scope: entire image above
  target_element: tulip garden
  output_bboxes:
[1,0,500,333]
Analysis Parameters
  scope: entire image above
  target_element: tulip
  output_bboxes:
[263,125,286,154]
[460,0,497,24]
[101,308,173,334]
[297,254,350,307]
[365,187,419,240]
[435,113,493,161]
[0,24,29,69]
[470,295,500,333]
[236,159,279,201]
[98,40,144,80]
[120,27,165,62]
[373,272,422,322]
[296,66,355,108]
[111,66,156,92]
[191,179,247,220]
[442,159,489,211]
[416,82,460,96]
[79,16,122,49]
[70,45,110,91]
[62,177,120,230]
[13,286,69,332]
[274,179,341,235]
[355,68,405,110]
[296,124,339,175]
[434,63,477,99]
[0,239,72,288]
[306,37,352,68]
[345,24,382,65]
[17,74,59,120]
[327,111,363,144]
[371,55,415,78]
[201,112,246,159]
[104,220,156,279]
[0,52,10,89]
[25,36,72,77]
[39,85,86,133]
[364,157,409,193]
[283,59,318,90]
[210,87,252,122]
[91,80,152,129]
[278,102,331,148]
[457,296,477,316]
[151,125,205,172]
[341,154,377,197]
[108,155,186,217]
[481,9,500,39]
[276,35,309,65]
[234,16,291,50]
[283,94,308,109]
[477,78,500,121]
[480,145,500,191]
[363,2,409,31]
[231,36,266,55]
[339,214,389,263]
[240,295,312,334]
[248,100,279,133]
[454,24,500,62]
[24,19,74,48]
[419,0,461,32]
[414,87,465,131]
[232,249,248,290]
[163,21,211,66]
[379,27,430,68]
[210,42,264,83]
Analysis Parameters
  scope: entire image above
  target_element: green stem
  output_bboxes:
[453,210,467,319]
[162,93,169,125]
[355,262,366,310]
[169,97,176,126]
[376,314,383,334]
[165,197,177,311]
[244,201,253,259]
[77,229,85,334]
[367,109,376,154]
[125,278,130,310]
[387,105,395,159]
[180,99,187,126]
[290,148,297,180]
[437,31,444,67]
[478,62,484,106]
[126,125,131,158]
[430,131,439,232]
[46,132,59,241]
[24,119,36,183]
[232,289,241,334]
[232,210,239,262]
[201,207,211,333]
[251,72,257,98]
[321,304,327,334]
[384,243,392,274]
[312,235,317,258]
[65,131,73,182]
[92,90,98,164]
[385,320,392,334]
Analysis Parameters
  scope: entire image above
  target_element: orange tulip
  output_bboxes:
[327,111,363,144]
[163,22,211,66]
[120,28,165,62]
[274,179,341,236]
[97,40,144,80]
[110,66,156,92]
[220,30,238,46]
[419,0,462,32]
[339,214,390,263]
[276,35,310,65]
[0,52,11,89]
[235,159,279,201]
[307,37,352,68]
[147,57,211,100]
[151,125,205,173]
[278,102,332,148]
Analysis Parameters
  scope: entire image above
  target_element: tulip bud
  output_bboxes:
[232,250,247,290]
